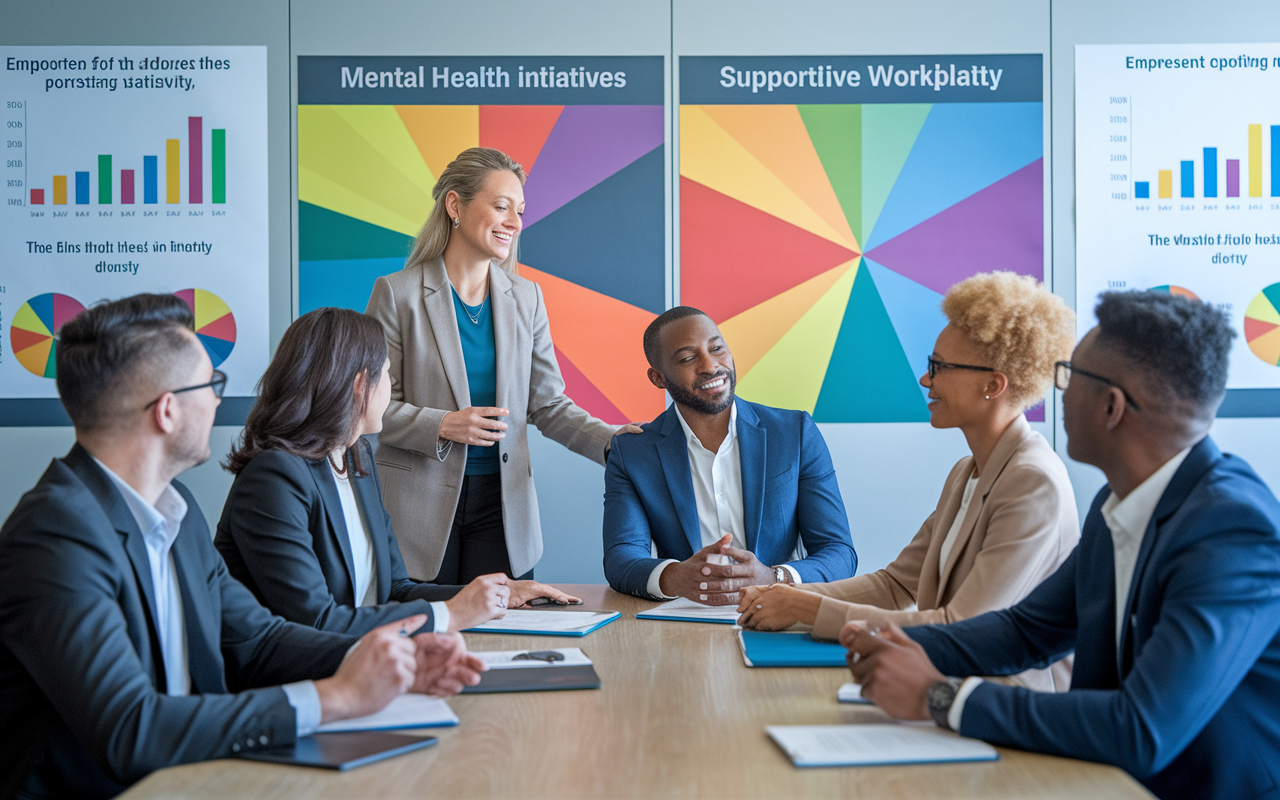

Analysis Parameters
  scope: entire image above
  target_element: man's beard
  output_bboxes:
[665,368,736,416]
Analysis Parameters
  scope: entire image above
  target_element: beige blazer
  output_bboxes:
[365,258,616,579]
[803,416,1078,691]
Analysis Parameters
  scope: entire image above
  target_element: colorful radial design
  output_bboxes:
[175,288,237,368]
[10,293,85,378]
[296,103,667,423]
[680,102,1044,422]
[1149,284,1200,301]
[1245,284,1280,367]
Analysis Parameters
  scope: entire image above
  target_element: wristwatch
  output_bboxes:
[926,678,963,730]
[772,565,794,585]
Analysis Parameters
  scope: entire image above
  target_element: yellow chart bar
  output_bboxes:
[1249,124,1262,197]
[1158,170,1172,198]
[52,175,67,205]
[166,139,180,204]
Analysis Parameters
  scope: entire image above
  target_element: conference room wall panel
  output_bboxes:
[4,0,1280,586]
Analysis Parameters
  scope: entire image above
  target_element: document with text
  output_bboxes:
[767,724,998,767]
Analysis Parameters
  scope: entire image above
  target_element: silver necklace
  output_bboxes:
[462,295,486,324]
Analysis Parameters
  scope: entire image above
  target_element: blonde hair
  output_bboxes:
[941,271,1076,409]
[404,147,527,274]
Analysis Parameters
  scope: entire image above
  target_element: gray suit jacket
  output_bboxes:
[366,257,616,579]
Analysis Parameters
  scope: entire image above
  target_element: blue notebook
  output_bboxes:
[464,609,621,637]
[738,630,848,667]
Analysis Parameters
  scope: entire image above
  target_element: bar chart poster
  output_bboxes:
[296,56,666,425]
[679,55,1045,423]
[0,46,268,416]
[1075,44,1280,399]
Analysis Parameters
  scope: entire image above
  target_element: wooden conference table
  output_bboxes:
[121,585,1152,800]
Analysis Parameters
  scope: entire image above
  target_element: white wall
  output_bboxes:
[4,0,1279,584]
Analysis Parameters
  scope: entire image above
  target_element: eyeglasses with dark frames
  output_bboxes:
[927,354,996,382]
[1054,361,1141,411]
[144,369,228,410]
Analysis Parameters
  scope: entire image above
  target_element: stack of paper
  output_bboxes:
[636,597,742,624]
[767,724,999,767]
[465,609,621,637]
[837,683,873,704]
[464,647,601,693]
[316,695,458,733]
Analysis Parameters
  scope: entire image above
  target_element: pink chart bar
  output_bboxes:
[121,170,135,204]
[1226,159,1240,197]
[189,116,202,204]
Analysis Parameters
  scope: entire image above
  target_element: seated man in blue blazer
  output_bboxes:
[604,306,857,603]
[0,294,484,799]
[842,290,1280,800]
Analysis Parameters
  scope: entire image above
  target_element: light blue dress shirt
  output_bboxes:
[95,459,322,735]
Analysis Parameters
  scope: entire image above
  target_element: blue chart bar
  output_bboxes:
[1273,126,1279,197]
[75,171,89,204]
[143,155,158,204]
[1180,161,1194,198]
[1135,181,1150,198]
[1204,148,1217,197]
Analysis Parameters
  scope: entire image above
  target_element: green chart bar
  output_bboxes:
[212,128,226,204]
[98,155,112,204]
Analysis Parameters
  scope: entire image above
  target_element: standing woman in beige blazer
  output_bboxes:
[738,271,1078,691]
[366,148,639,584]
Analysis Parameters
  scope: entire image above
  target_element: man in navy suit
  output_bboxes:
[603,306,856,604]
[0,294,484,798]
[842,291,1280,800]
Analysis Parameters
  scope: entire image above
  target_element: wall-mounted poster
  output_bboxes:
[296,56,667,425]
[1075,43,1280,414]
[0,46,268,423]
[679,55,1045,422]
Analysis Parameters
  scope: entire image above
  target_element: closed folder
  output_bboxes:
[738,630,849,667]
[463,664,601,693]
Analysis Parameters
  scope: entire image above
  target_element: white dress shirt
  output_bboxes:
[949,446,1193,731]
[95,459,322,733]
[1100,446,1192,648]
[937,473,979,582]
[646,402,801,598]
[329,462,451,631]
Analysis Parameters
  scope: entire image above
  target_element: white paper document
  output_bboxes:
[767,724,998,767]
[474,647,592,668]
[466,609,618,633]
[316,695,458,733]
[637,597,742,624]
[837,683,873,704]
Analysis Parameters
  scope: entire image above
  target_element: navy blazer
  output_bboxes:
[603,398,857,597]
[908,437,1280,800]
[0,445,354,799]
[215,446,462,637]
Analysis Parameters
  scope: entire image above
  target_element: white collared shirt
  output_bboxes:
[1101,446,1192,649]
[937,473,980,583]
[949,446,1194,732]
[331,464,378,607]
[96,458,191,696]
[646,402,801,598]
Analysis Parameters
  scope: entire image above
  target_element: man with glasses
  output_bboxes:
[0,294,485,798]
[839,290,1280,800]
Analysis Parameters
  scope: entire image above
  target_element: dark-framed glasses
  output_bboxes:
[1054,361,1141,411]
[144,369,228,409]
[927,355,996,382]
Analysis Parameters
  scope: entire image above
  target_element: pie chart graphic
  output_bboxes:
[10,293,85,378]
[1150,285,1200,301]
[1245,284,1280,367]
[175,288,237,368]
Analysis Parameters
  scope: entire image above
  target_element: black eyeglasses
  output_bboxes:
[144,369,228,409]
[927,355,996,382]
[1054,361,1141,411]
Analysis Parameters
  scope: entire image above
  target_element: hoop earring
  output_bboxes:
[452,217,460,229]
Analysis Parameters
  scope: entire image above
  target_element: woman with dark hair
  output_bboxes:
[215,307,578,637]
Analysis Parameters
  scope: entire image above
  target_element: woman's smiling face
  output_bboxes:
[452,169,525,262]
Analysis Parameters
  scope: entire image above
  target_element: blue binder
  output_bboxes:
[738,630,848,667]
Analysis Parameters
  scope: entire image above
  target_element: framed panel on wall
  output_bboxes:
[678,54,1045,422]
[295,56,668,424]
